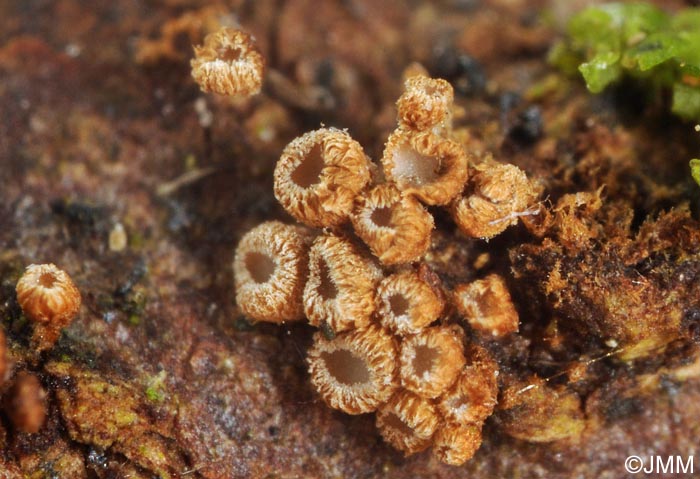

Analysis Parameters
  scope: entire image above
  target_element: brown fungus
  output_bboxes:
[452,161,538,239]
[376,390,440,455]
[351,183,434,265]
[432,422,483,466]
[233,221,312,323]
[454,274,519,337]
[4,372,47,434]
[307,325,397,414]
[382,127,468,206]
[396,75,454,132]
[437,344,499,425]
[303,234,381,333]
[16,263,82,352]
[190,27,265,96]
[376,270,444,336]
[274,128,373,228]
[399,325,466,399]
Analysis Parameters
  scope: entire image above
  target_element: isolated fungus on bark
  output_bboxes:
[452,161,538,239]
[350,183,434,265]
[4,372,47,434]
[454,274,519,337]
[432,422,483,466]
[437,344,499,425]
[233,221,312,323]
[191,27,265,96]
[303,234,382,333]
[274,128,373,228]
[399,325,466,399]
[375,390,440,455]
[15,263,82,351]
[376,270,444,336]
[382,128,468,206]
[307,325,398,415]
[396,75,454,131]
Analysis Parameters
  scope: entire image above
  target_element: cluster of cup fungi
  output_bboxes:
[1,264,82,434]
[196,27,540,465]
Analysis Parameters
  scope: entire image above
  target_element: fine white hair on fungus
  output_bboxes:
[396,75,454,131]
[307,325,398,415]
[350,183,434,265]
[382,127,468,206]
[303,234,382,333]
[376,270,444,336]
[375,390,440,455]
[274,128,373,228]
[399,325,466,399]
[190,27,265,96]
[233,221,312,323]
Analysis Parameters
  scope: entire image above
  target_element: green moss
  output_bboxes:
[551,2,700,120]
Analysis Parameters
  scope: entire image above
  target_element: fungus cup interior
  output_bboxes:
[217,45,243,63]
[321,349,370,385]
[291,143,325,188]
[370,206,394,228]
[412,345,439,377]
[38,272,58,288]
[383,412,414,436]
[245,252,276,284]
[316,258,338,300]
[388,294,409,317]
[392,144,440,186]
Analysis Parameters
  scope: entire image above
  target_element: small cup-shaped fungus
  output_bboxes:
[304,235,381,333]
[16,264,82,351]
[452,161,537,239]
[190,27,265,96]
[382,128,468,206]
[399,325,466,399]
[274,128,373,228]
[438,344,499,425]
[396,75,454,131]
[376,270,444,336]
[454,274,519,337]
[4,372,47,434]
[376,390,440,455]
[234,221,312,323]
[351,183,434,265]
[307,325,398,414]
[432,422,483,466]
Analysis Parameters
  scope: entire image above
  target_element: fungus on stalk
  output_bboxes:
[382,128,468,206]
[274,128,373,228]
[303,234,381,333]
[351,183,434,265]
[191,27,265,96]
[376,270,444,336]
[432,422,482,466]
[399,325,466,398]
[376,390,440,455]
[396,75,454,131]
[233,221,312,323]
[307,325,398,414]
[15,264,82,352]
[454,274,519,338]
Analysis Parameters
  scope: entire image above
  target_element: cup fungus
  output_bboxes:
[437,345,499,425]
[307,325,398,414]
[432,422,483,466]
[375,390,440,455]
[4,372,47,434]
[452,161,537,239]
[190,27,265,97]
[454,274,519,337]
[382,128,468,206]
[396,75,454,132]
[234,221,312,323]
[351,183,434,265]
[15,263,82,352]
[376,270,444,336]
[399,325,466,399]
[303,234,382,333]
[274,128,373,228]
